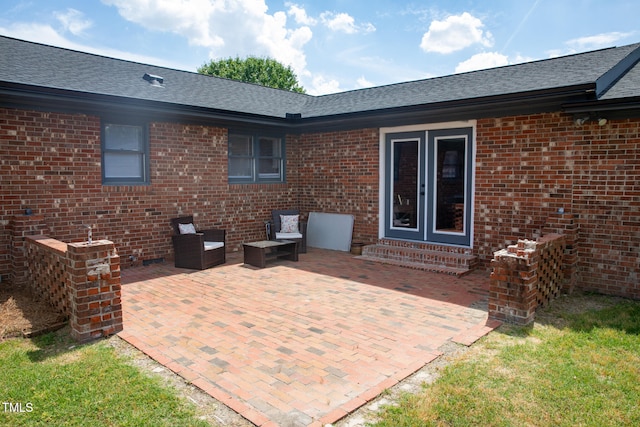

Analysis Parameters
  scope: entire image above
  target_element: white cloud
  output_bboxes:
[566,31,635,50]
[512,54,535,65]
[546,48,569,58]
[1,23,75,48]
[420,12,493,54]
[0,22,196,71]
[306,74,342,95]
[304,74,377,96]
[286,2,316,26]
[548,31,637,58]
[320,11,375,34]
[356,76,374,89]
[102,0,312,76]
[54,8,93,36]
[455,52,509,73]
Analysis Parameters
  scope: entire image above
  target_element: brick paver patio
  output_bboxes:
[118,248,499,426]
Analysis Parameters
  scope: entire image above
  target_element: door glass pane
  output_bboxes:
[435,137,466,233]
[392,140,419,229]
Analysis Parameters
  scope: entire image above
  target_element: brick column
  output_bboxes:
[489,240,538,325]
[9,215,48,286]
[67,240,123,342]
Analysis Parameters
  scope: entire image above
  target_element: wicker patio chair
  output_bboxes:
[268,209,307,253]
[170,216,226,269]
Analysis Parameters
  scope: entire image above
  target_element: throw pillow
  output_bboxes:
[178,223,197,234]
[280,215,299,233]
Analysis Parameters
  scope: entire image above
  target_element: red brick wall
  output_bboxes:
[475,113,640,299]
[0,107,298,278]
[475,113,573,259]
[571,119,640,298]
[295,129,380,244]
[2,107,639,299]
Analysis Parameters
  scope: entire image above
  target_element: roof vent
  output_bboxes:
[143,73,164,87]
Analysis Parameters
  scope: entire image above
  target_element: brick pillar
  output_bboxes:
[542,212,578,294]
[9,215,48,286]
[67,240,123,342]
[489,240,538,325]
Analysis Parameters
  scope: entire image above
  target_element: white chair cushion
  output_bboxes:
[275,232,303,239]
[204,241,224,251]
[178,223,197,234]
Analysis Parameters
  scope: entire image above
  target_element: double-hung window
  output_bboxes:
[101,121,150,185]
[229,132,285,183]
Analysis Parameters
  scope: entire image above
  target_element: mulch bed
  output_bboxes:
[0,285,67,340]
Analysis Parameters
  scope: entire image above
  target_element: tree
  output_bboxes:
[198,56,306,94]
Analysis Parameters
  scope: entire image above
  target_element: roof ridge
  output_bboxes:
[595,43,640,97]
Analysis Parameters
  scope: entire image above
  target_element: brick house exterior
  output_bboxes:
[1,36,639,299]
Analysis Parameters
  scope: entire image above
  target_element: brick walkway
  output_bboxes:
[118,248,499,426]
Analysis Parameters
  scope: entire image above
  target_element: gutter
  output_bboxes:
[0,82,292,130]
[562,97,640,121]
[286,84,597,132]
[0,80,604,133]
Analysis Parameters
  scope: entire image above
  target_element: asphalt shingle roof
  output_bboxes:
[303,43,640,118]
[1,35,639,120]
[0,36,309,118]
[600,53,640,100]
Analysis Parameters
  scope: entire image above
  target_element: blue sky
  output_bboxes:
[1,0,638,95]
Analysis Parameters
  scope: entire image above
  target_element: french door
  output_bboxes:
[385,127,473,246]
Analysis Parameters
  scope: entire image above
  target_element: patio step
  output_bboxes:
[357,241,478,276]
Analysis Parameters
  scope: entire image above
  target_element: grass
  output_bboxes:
[2,293,638,426]
[371,294,640,427]
[0,331,209,427]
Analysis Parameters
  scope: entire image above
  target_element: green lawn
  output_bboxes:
[3,294,639,427]
[371,294,640,427]
[0,331,209,427]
